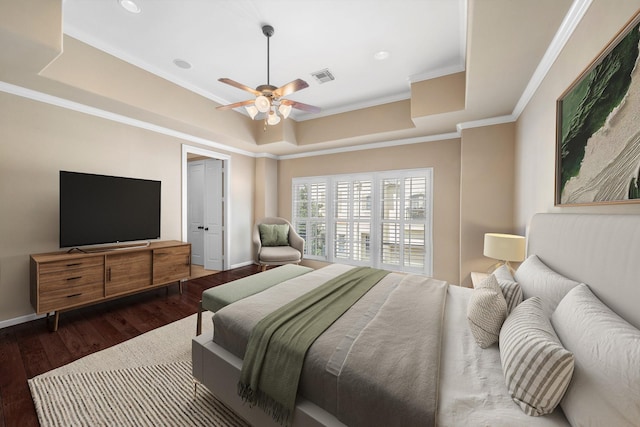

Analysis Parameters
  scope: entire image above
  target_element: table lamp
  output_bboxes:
[483,233,526,274]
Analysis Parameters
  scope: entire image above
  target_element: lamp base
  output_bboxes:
[486,260,516,276]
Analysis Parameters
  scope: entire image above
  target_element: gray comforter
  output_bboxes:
[212,264,448,427]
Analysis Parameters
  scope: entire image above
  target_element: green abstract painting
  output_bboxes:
[556,12,640,205]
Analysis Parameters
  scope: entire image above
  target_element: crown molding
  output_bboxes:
[0,80,461,160]
[512,0,593,118]
[0,80,257,158]
[278,133,461,160]
[456,114,517,132]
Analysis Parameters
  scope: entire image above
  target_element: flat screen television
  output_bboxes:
[59,171,161,248]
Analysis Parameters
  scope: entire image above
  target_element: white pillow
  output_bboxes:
[492,264,514,281]
[500,297,574,416]
[493,264,523,315]
[552,284,640,427]
[467,274,507,348]
[514,255,579,315]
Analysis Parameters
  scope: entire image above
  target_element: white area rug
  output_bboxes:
[29,312,250,427]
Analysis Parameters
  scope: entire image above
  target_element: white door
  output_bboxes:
[187,161,205,265]
[204,159,224,270]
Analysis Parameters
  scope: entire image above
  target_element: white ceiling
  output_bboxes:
[62,0,466,121]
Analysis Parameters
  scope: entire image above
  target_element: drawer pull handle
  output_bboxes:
[66,263,82,267]
[66,293,82,298]
[67,276,82,281]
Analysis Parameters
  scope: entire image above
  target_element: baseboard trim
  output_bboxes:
[0,312,46,330]
[229,260,255,269]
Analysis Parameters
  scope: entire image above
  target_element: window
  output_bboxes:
[334,178,372,264]
[292,169,432,275]
[292,181,326,258]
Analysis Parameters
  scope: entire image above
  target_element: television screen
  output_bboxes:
[60,171,161,248]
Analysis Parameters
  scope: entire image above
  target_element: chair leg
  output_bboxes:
[261,265,267,272]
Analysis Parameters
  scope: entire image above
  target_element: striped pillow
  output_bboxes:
[499,297,574,416]
[493,265,523,314]
[498,279,523,315]
[467,274,507,348]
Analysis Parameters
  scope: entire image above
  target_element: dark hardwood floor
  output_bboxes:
[0,264,262,427]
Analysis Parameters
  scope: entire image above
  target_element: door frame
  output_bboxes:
[181,144,230,270]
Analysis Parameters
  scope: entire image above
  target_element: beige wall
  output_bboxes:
[515,0,640,231]
[228,153,257,264]
[460,123,516,286]
[0,91,256,324]
[411,72,466,118]
[278,140,462,284]
[254,157,278,220]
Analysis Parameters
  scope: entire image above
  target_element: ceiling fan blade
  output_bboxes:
[272,79,309,98]
[281,99,321,113]
[216,99,256,110]
[218,78,262,96]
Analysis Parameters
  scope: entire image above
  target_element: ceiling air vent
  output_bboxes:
[311,68,335,84]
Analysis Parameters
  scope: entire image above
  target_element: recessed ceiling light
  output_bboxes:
[173,59,192,69]
[119,0,141,14]
[374,50,390,61]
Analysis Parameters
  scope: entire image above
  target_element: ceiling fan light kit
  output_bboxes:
[217,24,321,128]
[254,95,271,113]
[278,104,292,119]
[267,110,281,125]
[245,105,259,119]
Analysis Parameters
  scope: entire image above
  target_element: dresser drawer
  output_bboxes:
[39,282,104,313]
[38,256,104,275]
[39,265,104,293]
[153,245,191,285]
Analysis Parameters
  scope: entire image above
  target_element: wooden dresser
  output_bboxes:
[30,240,191,331]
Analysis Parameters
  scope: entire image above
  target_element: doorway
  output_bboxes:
[181,145,230,271]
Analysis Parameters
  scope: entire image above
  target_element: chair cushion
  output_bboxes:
[259,223,290,246]
[259,246,302,263]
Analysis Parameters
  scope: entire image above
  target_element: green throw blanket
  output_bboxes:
[238,267,390,426]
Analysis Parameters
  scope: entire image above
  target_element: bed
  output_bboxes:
[192,213,640,426]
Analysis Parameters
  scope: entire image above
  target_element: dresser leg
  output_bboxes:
[46,311,60,332]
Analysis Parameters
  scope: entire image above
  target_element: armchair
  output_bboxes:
[253,217,305,271]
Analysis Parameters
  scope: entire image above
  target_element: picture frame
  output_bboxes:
[555,10,640,206]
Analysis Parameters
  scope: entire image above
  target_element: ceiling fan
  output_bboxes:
[216,24,321,126]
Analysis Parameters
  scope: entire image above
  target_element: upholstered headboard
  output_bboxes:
[527,213,640,329]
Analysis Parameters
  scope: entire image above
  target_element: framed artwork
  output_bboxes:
[556,10,640,206]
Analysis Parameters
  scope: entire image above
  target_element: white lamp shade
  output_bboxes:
[267,111,281,125]
[255,95,271,113]
[278,104,292,119]
[245,105,259,119]
[483,233,526,262]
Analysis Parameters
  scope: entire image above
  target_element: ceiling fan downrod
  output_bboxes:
[263,25,274,87]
